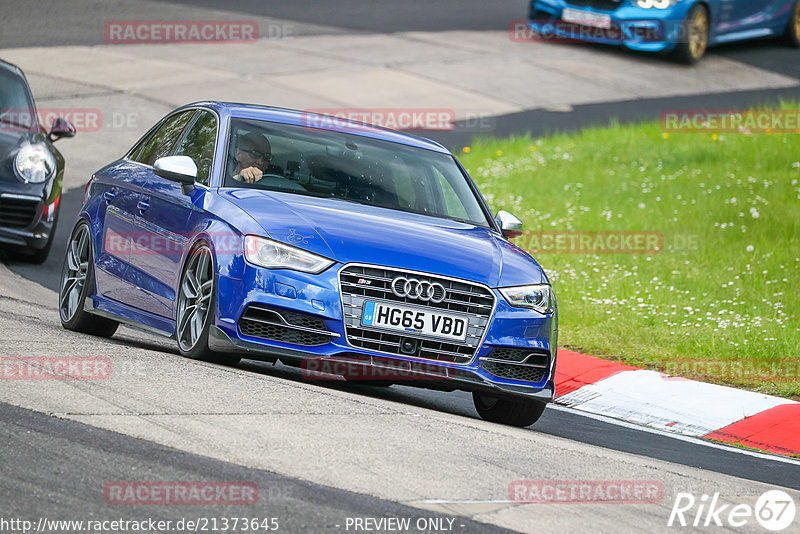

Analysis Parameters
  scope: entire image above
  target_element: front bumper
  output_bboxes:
[211,262,558,403]
[0,192,57,250]
[0,166,61,250]
[530,0,694,52]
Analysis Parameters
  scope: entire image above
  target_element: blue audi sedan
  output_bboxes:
[528,0,800,63]
[59,102,557,427]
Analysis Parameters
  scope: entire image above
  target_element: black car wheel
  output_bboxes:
[59,222,119,337]
[673,4,710,64]
[473,392,547,427]
[176,243,241,366]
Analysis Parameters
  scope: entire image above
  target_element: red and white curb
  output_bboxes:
[553,350,800,457]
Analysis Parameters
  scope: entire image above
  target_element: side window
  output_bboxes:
[174,111,217,185]
[133,111,195,167]
[433,167,470,220]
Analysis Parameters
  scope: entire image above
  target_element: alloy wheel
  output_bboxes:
[59,225,90,322]
[688,8,709,61]
[177,245,214,352]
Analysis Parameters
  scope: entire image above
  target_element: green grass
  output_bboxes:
[458,109,800,398]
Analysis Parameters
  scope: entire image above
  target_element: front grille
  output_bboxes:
[238,306,332,346]
[340,265,495,365]
[564,0,623,11]
[483,361,547,383]
[0,196,39,229]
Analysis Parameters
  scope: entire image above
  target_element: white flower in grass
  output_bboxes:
[746,245,754,252]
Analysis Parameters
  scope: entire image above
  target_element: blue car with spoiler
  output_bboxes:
[59,101,557,427]
[528,0,800,63]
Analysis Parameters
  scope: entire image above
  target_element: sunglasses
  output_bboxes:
[238,147,273,161]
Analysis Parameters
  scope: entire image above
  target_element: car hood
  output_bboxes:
[219,189,547,287]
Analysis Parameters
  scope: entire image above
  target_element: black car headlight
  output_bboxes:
[499,284,554,314]
[244,235,334,274]
[15,143,56,184]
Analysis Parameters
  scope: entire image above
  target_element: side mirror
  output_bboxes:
[495,210,523,239]
[48,117,76,143]
[154,156,197,195]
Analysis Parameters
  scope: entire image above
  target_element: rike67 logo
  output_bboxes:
[668,490,797,531]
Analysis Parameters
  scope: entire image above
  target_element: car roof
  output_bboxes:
[178,101,452,154]
[0,59,26,79]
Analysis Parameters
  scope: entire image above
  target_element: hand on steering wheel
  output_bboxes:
[236,166,263,183]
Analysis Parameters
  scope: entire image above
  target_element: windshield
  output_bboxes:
[223,118,491,227]
[0,69,35,129]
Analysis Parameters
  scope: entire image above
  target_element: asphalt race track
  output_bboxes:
[2,1,800,533]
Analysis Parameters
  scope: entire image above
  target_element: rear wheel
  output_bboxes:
[176,243,241,366]
[673,4,709,64]
[59,222,119,337]
[784,0,800,46]
[473,392,547,427]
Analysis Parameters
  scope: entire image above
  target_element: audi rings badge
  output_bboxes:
[391,277,447,304]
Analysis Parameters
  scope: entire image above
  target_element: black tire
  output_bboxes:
[59,222,119,337]
[176,243,241,366]
[473,392,547,427]
[672,4,710,64]
[784,0,800,47]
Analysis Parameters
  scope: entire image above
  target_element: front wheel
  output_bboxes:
[672,4,709,64]
[59,222,119,337]
[473,392,547,427]
[176,243,241,366]
[784,0,800,46]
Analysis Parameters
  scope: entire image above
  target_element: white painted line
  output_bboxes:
[548,404,800,467]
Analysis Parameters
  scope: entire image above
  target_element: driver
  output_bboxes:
[229,132,282,183]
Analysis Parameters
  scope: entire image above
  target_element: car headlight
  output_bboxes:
[15,143,56,184]
[244,235,334,274]
[635,0,676,8]
[499,284,554,314]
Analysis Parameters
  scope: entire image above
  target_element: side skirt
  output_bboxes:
[84,294,175,339]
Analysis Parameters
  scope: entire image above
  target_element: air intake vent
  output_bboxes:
[238,306,333,347]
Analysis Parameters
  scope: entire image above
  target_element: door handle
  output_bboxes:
[103,191,115,203]
[137,200,150,213]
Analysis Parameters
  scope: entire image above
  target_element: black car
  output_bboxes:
[0,59,75,263]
